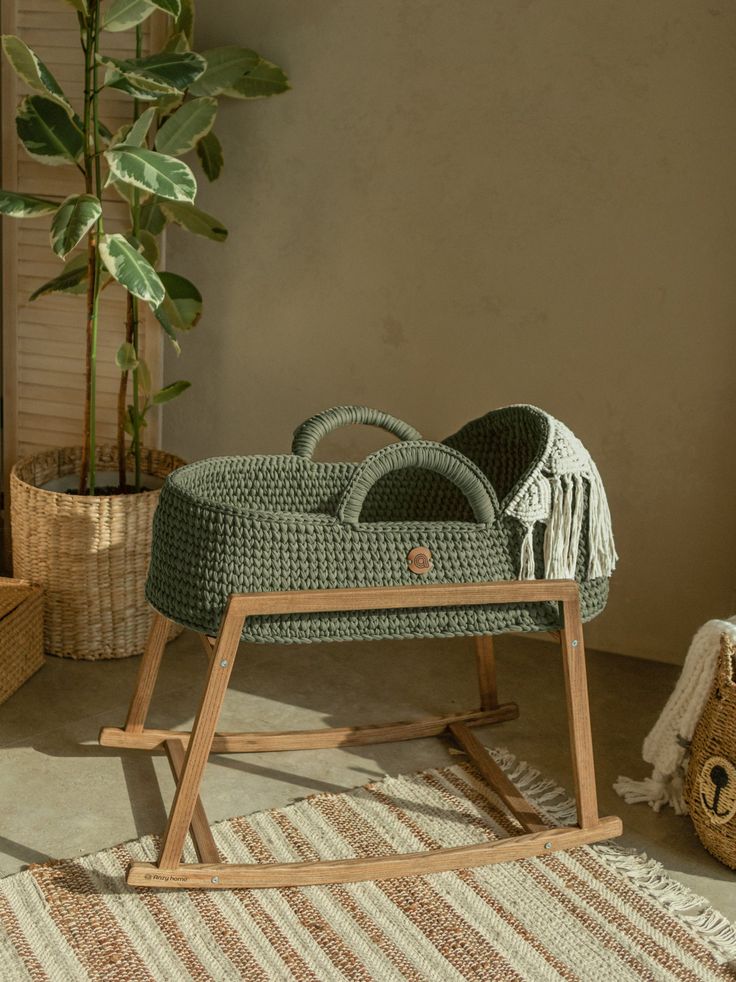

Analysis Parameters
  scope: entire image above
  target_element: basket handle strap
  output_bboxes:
[292,406,422,458]
[337,440,498,525]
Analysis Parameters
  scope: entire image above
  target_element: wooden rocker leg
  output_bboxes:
[124,611,170,733]
[560,594,599,829]
[157,602,245,870]
[474,635,498,710]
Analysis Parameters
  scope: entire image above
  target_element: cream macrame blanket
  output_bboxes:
[614,617,736,814]
[506,412,617,581]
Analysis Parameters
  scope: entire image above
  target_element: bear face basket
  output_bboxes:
[145,404,617,644]
[685,635,736,869]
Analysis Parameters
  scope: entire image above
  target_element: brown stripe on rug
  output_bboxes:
[1,747,735,982]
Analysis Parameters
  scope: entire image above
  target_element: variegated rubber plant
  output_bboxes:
[0,0,289,493]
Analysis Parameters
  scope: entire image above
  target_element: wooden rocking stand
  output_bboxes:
[99,580,622,889]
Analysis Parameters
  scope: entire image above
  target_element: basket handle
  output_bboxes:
[292,405,422,458]
[337,440,497,525]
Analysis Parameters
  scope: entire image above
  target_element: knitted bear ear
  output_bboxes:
[716,635,736,691]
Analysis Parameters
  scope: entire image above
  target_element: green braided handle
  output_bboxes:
[338,440,497,525]
[292,405,422,458]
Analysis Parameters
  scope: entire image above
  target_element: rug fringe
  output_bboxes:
[490,747,579,826]
[483,746,736,967]
[593,843,736,965]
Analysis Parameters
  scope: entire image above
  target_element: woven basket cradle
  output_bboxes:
[146,405,616,644]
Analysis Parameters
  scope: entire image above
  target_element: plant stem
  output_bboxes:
[80,2,97,494]
[117,23,144,493]
[133,23,143,492]
[88,0,105,494]
[117,297,134,491]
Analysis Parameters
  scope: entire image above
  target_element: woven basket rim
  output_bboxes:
[10,445,186,500]
[162,454,502,528]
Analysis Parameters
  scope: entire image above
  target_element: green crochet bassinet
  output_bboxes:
[146,405,617,643]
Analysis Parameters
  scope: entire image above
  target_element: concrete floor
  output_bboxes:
[1,631,734,923]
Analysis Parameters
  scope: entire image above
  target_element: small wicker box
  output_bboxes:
[0,577,44,705]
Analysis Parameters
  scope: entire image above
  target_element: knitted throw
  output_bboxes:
[614,617,736,814]
[146,404,616,643]
[501,414,617,581]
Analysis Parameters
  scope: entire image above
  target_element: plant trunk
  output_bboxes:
[80,0,103,494]
[117,24,144,494]
[117,295,135,491]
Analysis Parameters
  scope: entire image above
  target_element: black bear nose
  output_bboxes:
[710,765,729,790]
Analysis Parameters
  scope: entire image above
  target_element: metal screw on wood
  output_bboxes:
[544,842,552,850]
[571,640,578,647]
[219,659,228,668]
[211,876,219,884]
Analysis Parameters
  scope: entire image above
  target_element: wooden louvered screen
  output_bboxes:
[0,0,165,475]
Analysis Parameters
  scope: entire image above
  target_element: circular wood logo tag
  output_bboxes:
[407,547,432,575]
[698,755,736,826]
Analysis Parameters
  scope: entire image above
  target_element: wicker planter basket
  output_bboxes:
[0,577,44,704]
[685,634,736,869]
[10,445,185,660]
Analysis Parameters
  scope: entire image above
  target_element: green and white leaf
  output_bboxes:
[136,229,159,267]
[196,130,223,182]
[126,106,157,147]
[50,193,101,259]
[104,0,178,31]
[175,0,194,43]
[64,0,87,13]
[150,0,180,15]
[16,95,83,165]
[108,122,134,148]
[1,36,72,111]
[115,341,139,371]
[102,52,205,98]
[105,146,197,202]
[99,233,165,306]
[159,200,227,241]
[153,379,190,404]
[188,46,259,97]
[155,271,202,336]
[104,74,169,101]
[29,252,87,300]
[0,189,58,218]
[139,199,167,235]
[137,356,152,395]
[223,58,290,99]
[124,406,137,436]
[102,0,156,32]
[154,97,216,155]
[162,31,190,53]
[111,179,139,206]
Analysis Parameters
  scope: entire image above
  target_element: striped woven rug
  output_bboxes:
[1,748,735,981]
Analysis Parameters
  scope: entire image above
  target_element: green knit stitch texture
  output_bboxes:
[146,406,610,642]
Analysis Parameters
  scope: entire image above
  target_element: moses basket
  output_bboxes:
[146,405,617,644]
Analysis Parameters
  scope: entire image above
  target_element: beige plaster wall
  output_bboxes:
[164,1,736,664]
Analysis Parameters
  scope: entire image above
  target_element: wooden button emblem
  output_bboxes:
[407,547,432,575]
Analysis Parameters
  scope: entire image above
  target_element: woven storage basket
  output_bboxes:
[11,445,185,660]
[684,634,736,869]
[0,577,44,705]
[147,405,615,644]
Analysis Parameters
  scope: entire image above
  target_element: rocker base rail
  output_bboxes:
[99,704,519,753]
[127,818,623,889]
